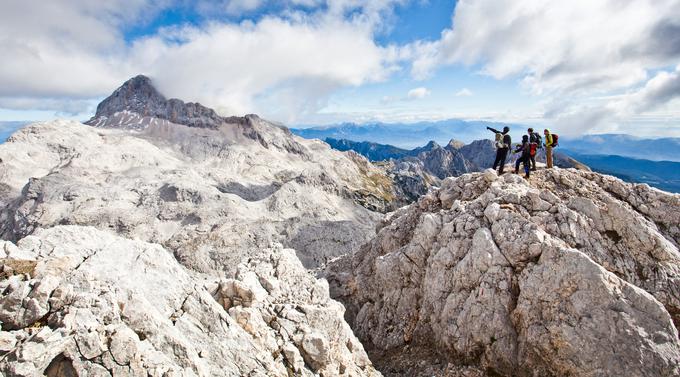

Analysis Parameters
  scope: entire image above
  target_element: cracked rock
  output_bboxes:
[327,168,680,376]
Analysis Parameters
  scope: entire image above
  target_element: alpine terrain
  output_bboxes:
[0,76,678,377]
[324,138,588,202]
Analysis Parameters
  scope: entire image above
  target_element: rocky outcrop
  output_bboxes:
[86,75,226,130]
[0,226,379,376]
[327,168,680,376]
[0,118,398,272]
[85,75,310,156]
[377,160,438,203]
[0,77,401,376]
[418,142,472,179]
[457,139,495,170]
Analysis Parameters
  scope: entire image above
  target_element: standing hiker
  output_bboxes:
[527,128,541,171]
[544,129,556,168]
[487,126,511,174]
[514,135,531,178]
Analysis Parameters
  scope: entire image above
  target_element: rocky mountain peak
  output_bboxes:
[107,74,163,109]
[86,75,229,129]
[423,140,441,150]
[446,139,465,150]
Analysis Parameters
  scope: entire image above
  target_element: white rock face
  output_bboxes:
[327,168,680,376]
[0,119,394,271]
[0,112,395,376]
[0,226,379,376]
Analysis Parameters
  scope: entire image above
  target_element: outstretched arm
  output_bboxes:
[486,126,500,134]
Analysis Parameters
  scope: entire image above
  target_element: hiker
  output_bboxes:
[544,129,556,168]
[527,128,541,171]
[487,126,511,174]
[514,135,531,178]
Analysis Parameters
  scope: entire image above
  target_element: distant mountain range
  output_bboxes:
[292,120,513,148]
[562,151,680,193]
[322,137,588,201]
[322,137,680,193]
[293,121,680,162]
[3,115,679,193]
[559,134,680,162]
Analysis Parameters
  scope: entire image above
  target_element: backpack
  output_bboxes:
[494,133,505,148]
[533,132,543,148]
[529,143,537,156]
[552,134,559,147]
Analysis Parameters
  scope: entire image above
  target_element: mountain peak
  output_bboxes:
[114,75,158,96]
[86,75,226,129]
[423,140,441,150]
[446,139,465,150]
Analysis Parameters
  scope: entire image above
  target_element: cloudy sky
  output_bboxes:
[1,0,679,136]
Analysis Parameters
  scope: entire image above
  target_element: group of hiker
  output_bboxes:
[486,126,558,178]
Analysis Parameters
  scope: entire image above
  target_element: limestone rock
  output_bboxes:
[0,118,393,271]
[327,168,680,376]
[0,226,380,376]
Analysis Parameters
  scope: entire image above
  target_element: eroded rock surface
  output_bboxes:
[327,168,680,376]
[0,119,395,271]
[0,226,379,376]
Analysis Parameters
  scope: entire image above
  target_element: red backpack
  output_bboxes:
[529,143,537,156]
[552,134,559,147]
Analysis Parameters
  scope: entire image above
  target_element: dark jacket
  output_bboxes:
[515,141,530,159]
[529,132,539,144]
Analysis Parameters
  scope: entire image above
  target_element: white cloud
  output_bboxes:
[420,0,680,92]
[407,87,430,100]
[129,17,395,122]
[611,65,680,115]
[411,0,680,133]
[0,0,405,123]
[0,0,162,100]
[455,88,472,97]
[548,65,680,136]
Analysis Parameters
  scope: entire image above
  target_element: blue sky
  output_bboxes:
[1,0,679,137]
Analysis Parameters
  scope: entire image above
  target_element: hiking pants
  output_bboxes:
[529,154,536,170]
[546,146,553,168]
[515,155,530,177]
[493,148,509,174]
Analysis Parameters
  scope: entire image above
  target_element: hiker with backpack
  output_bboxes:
[514,135,531,178]
[527,128,541,171]
[544,129,558,168]
[487,126,511,174]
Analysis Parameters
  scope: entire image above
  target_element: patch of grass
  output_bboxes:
[366,173,396,202]
[0,259,37,279]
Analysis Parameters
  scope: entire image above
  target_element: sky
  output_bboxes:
[1,0,680,137]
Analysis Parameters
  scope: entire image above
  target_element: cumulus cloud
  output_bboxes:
[407,87,430,100]
[0,0,406,122]
[612,65,680,115]
[412,0,680,133]
[455,88,472,97]
[129,17,395,121]
[0,0,162,100]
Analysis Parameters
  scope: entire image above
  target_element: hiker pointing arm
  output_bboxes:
[488,126,511,174]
